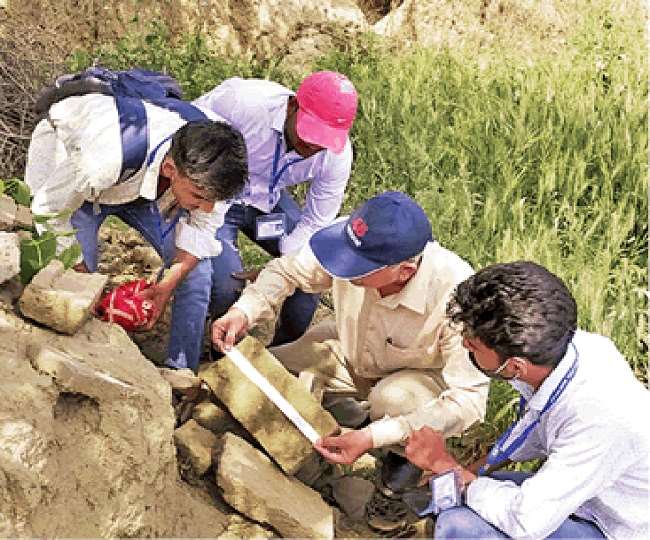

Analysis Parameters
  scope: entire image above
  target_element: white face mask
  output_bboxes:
[509,378,534,397]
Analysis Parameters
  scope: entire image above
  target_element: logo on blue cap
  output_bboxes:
[310,191,434,279]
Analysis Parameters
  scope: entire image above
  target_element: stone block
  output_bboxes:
[173,419,218,476]
[218,515,273,539]
[158,367,201,397]
[14,205,33,229]
[192,401,236,434]
[18,260,108,334]
[0,309,229,537]
[199,336,339,475]
[0,232,20,284]
[215,432,334,539]
[0,194,16,230]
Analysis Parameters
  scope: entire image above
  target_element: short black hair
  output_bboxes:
[447,261,577,366]
[168,120,247,201]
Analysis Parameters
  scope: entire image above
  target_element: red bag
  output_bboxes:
[96,279,153,331]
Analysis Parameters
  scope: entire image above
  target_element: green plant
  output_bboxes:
[19,211,82,284]
[0,178,32,207]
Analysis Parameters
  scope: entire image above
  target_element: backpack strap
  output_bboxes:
[115,96,208,183]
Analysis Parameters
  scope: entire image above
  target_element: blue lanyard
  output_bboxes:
[147,135,173,168]
[479,344,579,475]
[158,208,184,240]
[269,134,304,205]
[143,135,184,240]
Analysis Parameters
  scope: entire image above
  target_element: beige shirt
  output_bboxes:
[235,241,489,446]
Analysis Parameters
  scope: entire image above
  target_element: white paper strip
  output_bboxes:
[226,347,320,444]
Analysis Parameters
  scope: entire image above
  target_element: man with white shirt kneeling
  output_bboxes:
[25,93,247,371]
[404,261,649,539]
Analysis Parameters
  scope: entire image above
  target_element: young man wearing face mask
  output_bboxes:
[405,261,649,539]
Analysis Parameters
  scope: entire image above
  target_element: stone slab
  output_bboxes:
[217,515,273,539]
[158,367,201,396]
[215,432,334,539]
[173,419,218,476]
[18,260,108,334]
[199,336,339,475]
[0,194,16,230]
[0,232,20,284]
[192,401,236,434]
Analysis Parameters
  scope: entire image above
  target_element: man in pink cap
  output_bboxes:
[166,71,357,371]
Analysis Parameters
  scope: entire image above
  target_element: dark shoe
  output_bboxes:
[379,452,423,498]
[323,396,370,428]
[365,487,414,537]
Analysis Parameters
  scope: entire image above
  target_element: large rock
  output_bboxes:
[18,260,108,334]
[215,432,334,539]
[173,419,218,477]
[373,0,569,55]
[199,336,339,475]
[8,0,367,63]
[0,232,20,284]
[218,515,274,539]
[0,308,228,537]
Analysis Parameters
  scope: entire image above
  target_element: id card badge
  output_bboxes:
[256,213,286,240]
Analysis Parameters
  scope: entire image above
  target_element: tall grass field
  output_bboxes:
[68,4,647,454]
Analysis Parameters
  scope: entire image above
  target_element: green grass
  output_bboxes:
[67,4,647,449]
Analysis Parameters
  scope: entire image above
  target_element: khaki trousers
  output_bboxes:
[270,320,445,422]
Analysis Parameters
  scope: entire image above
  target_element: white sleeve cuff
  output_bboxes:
[174,217,222,259]
[279,224,313,255]
[368,416,411,448]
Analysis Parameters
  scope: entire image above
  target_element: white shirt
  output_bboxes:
[193,78,353,255]
[25,94,230,260]
[467,330,650,539]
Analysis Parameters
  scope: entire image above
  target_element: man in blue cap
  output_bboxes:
[211,191,488,466]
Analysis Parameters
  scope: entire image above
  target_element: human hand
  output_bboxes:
[135,282,172,330]
[211,307,249,352]
[405,426,457,474]
[314,429,373,465]
[73,261,90,273]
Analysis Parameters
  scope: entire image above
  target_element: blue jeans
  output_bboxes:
[209,190,318,342]
[71,199,211,371]
[169,190,319,370]
[434,472,605,539]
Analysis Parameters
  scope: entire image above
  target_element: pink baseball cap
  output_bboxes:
[295,71,358,154]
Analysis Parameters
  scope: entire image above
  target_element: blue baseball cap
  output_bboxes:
[309,191,433,279]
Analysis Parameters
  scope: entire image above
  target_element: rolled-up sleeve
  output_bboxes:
[174,201,229,258]
[234,244,332,324]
